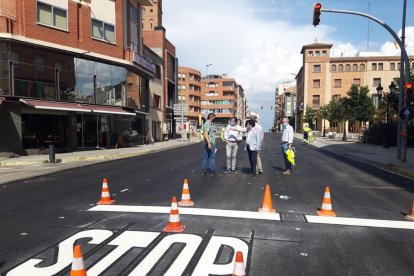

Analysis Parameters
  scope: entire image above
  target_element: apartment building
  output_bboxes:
[296,42,414,133]
[142,0,178,139]
[274,81,296,130]
[236,85,246,121]
[177,66,202,125]
[201,75,238,125]
[0,0,155,155]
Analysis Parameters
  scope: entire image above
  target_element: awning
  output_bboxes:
[0,97,4,106]
[20,99,91,112]
[86,105,137,116]
[19,99,137,116]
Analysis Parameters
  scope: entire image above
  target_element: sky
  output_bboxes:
[163,0,414,130]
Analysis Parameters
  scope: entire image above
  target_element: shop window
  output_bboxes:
[36,1,67,30]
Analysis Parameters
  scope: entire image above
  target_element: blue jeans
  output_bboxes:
[281,144,292,171]
[202,143,216,174]
[247,145,257,175]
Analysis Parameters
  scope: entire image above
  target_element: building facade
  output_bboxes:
[274,81,296,130]
[0,0,155,155]
[142,0,178,139]
[177,66,202,126]
[201,75,238,125]
[236,85,246,121]
[296,42,414,133]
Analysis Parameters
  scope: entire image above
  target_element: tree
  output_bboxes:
[303,106,317,130]
[326,100,342,133]
[339,97,352,141]
[345,85,375,125]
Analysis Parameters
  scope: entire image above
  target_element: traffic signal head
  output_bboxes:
[406,81,413,105]
[313,3,322,27]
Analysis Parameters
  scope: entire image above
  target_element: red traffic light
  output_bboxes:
[406,82,413,90]
[313,3,322,26]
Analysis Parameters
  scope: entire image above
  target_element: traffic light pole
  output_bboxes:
[321,7,411,163]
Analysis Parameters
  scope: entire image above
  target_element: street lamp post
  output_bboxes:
[378,82,396,148]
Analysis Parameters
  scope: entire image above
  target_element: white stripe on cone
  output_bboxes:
[71,257,85,270]
[233,263,246,275]
[101,192,110,197]
[103,182,108,188]
[169,214,180,222]
[322,203,332,210]
[324,192,331,199]
[183,183,189,189]
[182,194,190,200]
[171,202,178,209]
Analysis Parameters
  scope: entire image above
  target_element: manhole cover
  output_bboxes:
[280,213,307,223]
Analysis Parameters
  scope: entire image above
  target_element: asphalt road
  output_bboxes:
[0,133,413,276]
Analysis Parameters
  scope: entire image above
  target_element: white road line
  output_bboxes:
[88,205,281,221]
[120,189,129,193]
[348,186,404,190]
[305,215,414,230]
[87,205,414,230]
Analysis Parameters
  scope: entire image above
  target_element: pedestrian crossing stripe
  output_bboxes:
[88,205,414,230]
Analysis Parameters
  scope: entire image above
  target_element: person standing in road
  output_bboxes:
[255,121,264,174]
[224,117,243,173]
[281,118,294,175]
[245,119,261,177]
[202,113,217,176]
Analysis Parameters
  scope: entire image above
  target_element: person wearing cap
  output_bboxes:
[224,117,243,173]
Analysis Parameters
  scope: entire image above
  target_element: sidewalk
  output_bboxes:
[294,133,414,179]
[0,138,197,166]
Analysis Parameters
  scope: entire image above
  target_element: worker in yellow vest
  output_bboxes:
[303,125,312,144]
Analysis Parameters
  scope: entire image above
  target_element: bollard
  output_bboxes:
[49,144,56,163]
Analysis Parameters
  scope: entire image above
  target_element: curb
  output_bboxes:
[296,137,414,180]
[0,141,196,167]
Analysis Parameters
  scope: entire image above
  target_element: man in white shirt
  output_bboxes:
[254,121,264,174]
[245,119,261,177]
[281,117,294,174]
[224,117,243,173]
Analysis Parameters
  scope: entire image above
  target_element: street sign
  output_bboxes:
[399,107,414,122]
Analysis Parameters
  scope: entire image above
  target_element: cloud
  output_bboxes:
[163,1,414,129]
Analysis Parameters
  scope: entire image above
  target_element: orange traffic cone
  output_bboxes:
[70,245,87,276]
[317,186,336,217]
[163,196,185,232]
[405,200,414,221]
[232,251,246,276]
[178,179,194,207]
[97,178,115,205]
[259,184,276,213]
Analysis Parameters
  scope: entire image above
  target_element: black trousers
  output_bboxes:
[247,145,257,174]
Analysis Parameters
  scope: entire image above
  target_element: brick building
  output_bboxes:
[0,0,156,155]
[201,75,239,126]
[177,66,202,126]
[142,0,178,139]
[296,42,414,133]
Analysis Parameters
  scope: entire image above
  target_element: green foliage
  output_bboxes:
[303,106,317,125]
[343,85,375,123]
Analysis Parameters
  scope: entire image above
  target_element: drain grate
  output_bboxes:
[280,213,308,223]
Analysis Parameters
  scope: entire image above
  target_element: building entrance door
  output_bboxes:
[77,114,111,148]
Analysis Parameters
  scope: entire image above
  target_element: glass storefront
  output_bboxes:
[77,114,111,148]
[22,114,67,149]
[0,41,149,112]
